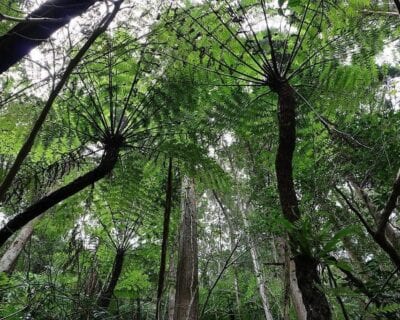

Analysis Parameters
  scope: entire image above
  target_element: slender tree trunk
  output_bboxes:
[97,248,125,310]
[239,201,274,320]
[232,270,241,319]
[0,141,121,247]
[274,81,331,319]
[137,298,142,320]
[276,236,307,320]
[0,218,37,274]
[156,158,174,319]
[0,0,123,202]
[212,191,241,318]
[281,240,291,320]
[168,251,177,320]
[174,177,199,320]
[0,0,102,74]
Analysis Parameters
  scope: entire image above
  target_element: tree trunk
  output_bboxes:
[394,0,400,14]
[0,141,121,247]
[0,218,37,274]
[97,248,125,310]
[168,250,177,320]
[156,158,174,320]
[212,191,241,318]
[335,187,400,271]
[239,201,274,320]
[136,298,142,320]
[274,81,331,319]
[349,179,400,249]
[174,177,199,320]
[276,236,307,320]
[0,0,101,74]
[0,1,123,202]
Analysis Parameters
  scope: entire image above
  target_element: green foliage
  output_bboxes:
[0,0,399,319]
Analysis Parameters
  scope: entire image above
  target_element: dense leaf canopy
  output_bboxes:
[0,0,399,319]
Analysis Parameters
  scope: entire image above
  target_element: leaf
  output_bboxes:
[321,226,358,255]
[288,0,301,7]
[335,260,352,272]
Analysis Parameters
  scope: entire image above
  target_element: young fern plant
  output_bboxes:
[0,41,175,247]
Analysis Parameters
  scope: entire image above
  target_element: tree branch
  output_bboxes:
[377,170,400,235]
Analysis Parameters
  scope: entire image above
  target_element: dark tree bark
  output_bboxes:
[274,81,332,320]
[156,158,174,320]
[0,140,122,247]
[394,0,400,14]
[97,248,125,310]
[0,0,100,74]
[275,82,300,224]
[174,177,199,320]
[0,1,123,202]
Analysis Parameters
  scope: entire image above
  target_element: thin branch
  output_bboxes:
[200,237,241,318]
[334,187,375,235]
[377,171,400,234]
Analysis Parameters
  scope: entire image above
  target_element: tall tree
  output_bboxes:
[174,177,199,320]
[156,157,174,319]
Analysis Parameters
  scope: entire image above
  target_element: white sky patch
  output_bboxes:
[0,211,6,227]
[375,40,400,108]
[376,39,400,66]
[384,76,400,108]
[71,213,100,250]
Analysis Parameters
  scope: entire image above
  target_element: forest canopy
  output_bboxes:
[0,0,400,319]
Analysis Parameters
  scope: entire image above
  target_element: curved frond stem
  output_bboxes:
[334,187,375,235]
[260,0,279,74]
[284,0,315,76]
[278,13,294,71]
[77,72,110,133]
[294,88,370,149]
[157,51,264,85]
[121,81,164,136]
[219,0,272,73]
[116,48,146,134]
[97,215,118,250]
[235,1,273,72]
[245,89,274,109]
[0,76,52,109]
[287,35,340,81]
[107,43,115,134]
[288,57,337,81]
[67,89,108,137]
[124,124,170,141]
[181,5,266,77]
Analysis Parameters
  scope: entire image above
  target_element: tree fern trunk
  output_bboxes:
[0,0,100,74]
[275,81,331,320]
[97,248,125,310]
[0,143,120,247]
